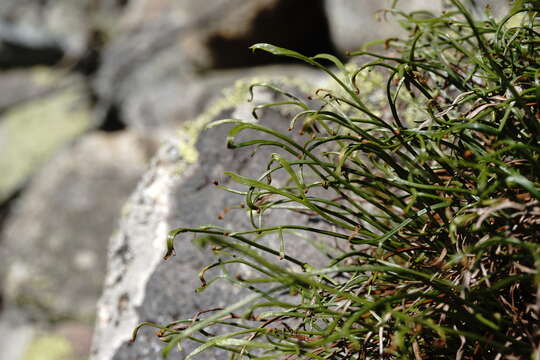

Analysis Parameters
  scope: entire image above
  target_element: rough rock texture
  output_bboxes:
[0,68,60,111]
[90,77,329,359]
[0,73,92,203]
[324,0,444,54]
[99,65,320,134]
[0,19,63,68]
[0,131,156,321]
[0,2,511,360]
[324,0,510,55]
[20,322,94,360]
[0,309,35,360]
[0,0,124,64]
[95,0,334,131]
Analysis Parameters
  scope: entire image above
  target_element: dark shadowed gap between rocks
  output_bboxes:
[0,41,64,69]
[0,22,104,75]
[115,0,130,8]
[207,0,340,68]
[74,29,106,76]
[0,19,64,68]
[0,190,22,313]
[0,190,20,238]
[97,104,126,132]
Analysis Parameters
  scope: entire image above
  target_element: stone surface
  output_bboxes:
[20,322,94,360]
[0,131,157,322]
[94,0,334,131]
[0,68,60,111]
[0,0,124,63]
[324,0,444,54]
[0,19,63,68]
[0,2,517,360]
[0,309,35,360]
[0,314,94,360]
[99,61,321,132]
[0,73,92,203]
[90,74,332,359]
[324,0,510,55]
[21,335,73,360]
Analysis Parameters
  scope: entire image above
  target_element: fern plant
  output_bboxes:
[134,1,540,358]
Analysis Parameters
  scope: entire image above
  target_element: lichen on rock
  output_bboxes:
[0,81,92,202]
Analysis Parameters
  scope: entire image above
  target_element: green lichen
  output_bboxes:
[22,335,74,360]
[175,70,382,167]
[0,86,91,202]
[173,75,300,168]
[175,75,291,165]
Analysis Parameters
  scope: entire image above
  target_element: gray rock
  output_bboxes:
[90,73,332,359]
[0,72,92,203]
[324,0,510,55]
[324,0,444,54]
[0,131,156,322]
[0,309,35,360]
[0,0,124,61]
[325,0,441,53]
[99,61,321,132]
[0,313,94,360]
[0,20,63,68]
[95,0,334,131]
[0,68,59,111]
[467,0,510,19]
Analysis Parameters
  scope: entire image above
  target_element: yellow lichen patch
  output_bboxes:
[22,335,73,360]
[175,74,314,168]
[0,86,91,202]
[174,68,384,170]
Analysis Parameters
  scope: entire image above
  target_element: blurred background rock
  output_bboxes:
[0,1,508,359]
